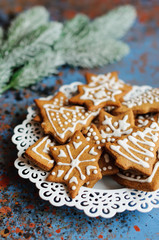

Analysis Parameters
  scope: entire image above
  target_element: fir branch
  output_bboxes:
[0,63,12,93]
[90,5,136,39]
[4,50,64,91]
[2,6,49,53]
[55,5,136,67]
[62,39,129,68]
[5,22,63,68]
[0,27,3,46]
[54,14,90,50]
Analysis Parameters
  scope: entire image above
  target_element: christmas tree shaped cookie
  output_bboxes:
[35,92,99,144]
[47,131,102,198]
[69,72,131,111]
[34,91,68,123]
[105,122,159,176]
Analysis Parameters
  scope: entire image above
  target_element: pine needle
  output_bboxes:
[5,22,63,68]
[2,6,49,53]
[6,50,64,90]
[90,5,136,39]
[63,39,129,68]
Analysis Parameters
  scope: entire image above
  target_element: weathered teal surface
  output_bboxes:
[1,2,159,239]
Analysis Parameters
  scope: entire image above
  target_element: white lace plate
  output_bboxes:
[12,81,159,218]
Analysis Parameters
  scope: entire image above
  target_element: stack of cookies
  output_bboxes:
[25,72,159,198]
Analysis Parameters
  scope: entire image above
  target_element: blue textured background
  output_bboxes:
[1,2,159,239]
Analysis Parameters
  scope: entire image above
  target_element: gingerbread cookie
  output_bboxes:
[25,136,55,171]
[113,156,159,192]
[85,152,119,188]
[47,131,102,198]
[69,72,131,111]
[82,123,103,150]
[85,72,132,92]
[113,88,159,115]
[105,122,159,176]
[34,91,68,123]
[41,105,99,144]
[98,109,134,144]
[33,114,42,122]
[135,113,159,127]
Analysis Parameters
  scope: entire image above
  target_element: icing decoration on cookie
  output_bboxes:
[99,152,119,176]
[57,170,64,177]
[85,72,131,90]
[135,113,159,128]
[113,88,159,115]
[25,136,55,171]
[58,149,67,158]
[106,122,159,176]
[98,110,134,143]
[34,92,68,123]
[47,131,102,198]
[41,104,99,144]
[83,124,103,149]
[69,72,131,111]
[89,147,98,156]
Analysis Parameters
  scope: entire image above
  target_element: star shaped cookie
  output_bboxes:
[69,72,131,111]
[47,131,102,198]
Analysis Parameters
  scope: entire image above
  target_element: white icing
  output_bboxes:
[58,149,66,158]
[57,170,64,177]
[73,141,82,149]
[89,147,98,156]
[90,73,124,89]
[44,106,99,140]
[122,88,159,108]
[100,114,132,140]
[32,136,54,164]
[69,176,78,184]
[72,186,76,190]
[110,123,159,169]
[80,83,122,106]
[57,144,96,181]
[86,166,97,175]
[117,161,159,183]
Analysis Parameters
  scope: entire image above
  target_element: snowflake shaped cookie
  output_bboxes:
[106,122,159,176]
[98,110,134,143]
[69,72,131,111]
[25,136,55,171]
[47,131,102,198]
[113,88,159,115]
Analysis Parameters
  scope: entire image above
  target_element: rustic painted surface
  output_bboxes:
[0,1,159,239]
